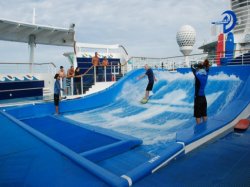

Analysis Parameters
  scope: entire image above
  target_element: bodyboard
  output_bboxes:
[140,98,148,104]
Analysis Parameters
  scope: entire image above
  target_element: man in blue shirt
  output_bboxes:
[137,64,157,101]
[54,73,64,114]
[191,59,210,124]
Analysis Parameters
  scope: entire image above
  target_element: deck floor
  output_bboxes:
[135,126,250,187]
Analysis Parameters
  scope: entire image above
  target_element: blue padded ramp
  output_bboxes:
[22,116,119,153]
[0,112,110,187]
[22,115,142,162]
[1,111,130,187]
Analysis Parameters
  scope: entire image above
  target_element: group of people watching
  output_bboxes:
[54,66,82,115]
[57,52,110,95]
[57,65,81,95]
[53,52,110,114]
[92,52,109,76]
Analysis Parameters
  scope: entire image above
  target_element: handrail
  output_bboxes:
[0,61,57,75]
[79,65,94,77]
[128,48,250,71]
[119,44,129,55]
[62,64,122,96]
[70,64,122,81]
[63,66,95,95]
[128,53,208,61]
[128,49,250,61]
[75,64,121,78]
[0,62,56,68]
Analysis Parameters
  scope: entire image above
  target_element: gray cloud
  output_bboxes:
[0,0,229,67]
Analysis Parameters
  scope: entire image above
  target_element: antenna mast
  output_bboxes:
[32,8,36,24]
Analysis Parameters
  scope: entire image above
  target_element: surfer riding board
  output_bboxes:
[137,64,157,104]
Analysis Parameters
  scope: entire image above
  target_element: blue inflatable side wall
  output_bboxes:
[5,69,145,120]
[178,66,250,80]
[123,143,184,185]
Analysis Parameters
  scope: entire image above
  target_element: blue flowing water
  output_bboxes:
[65,70,242,154]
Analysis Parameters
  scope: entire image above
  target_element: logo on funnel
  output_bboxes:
[212,10,237,34]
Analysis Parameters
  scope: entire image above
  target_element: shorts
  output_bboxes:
[62,78,66,89]
[146,82,154,91]
[194,96,207,118]
[66,78,71,87]
[54,94,60,106]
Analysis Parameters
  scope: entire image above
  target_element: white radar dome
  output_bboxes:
[176,25,196,56]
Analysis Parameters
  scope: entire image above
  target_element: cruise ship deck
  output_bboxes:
[1,66,249,186]
[1,1,250,185]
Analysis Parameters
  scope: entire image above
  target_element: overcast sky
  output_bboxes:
[0,0,230,68]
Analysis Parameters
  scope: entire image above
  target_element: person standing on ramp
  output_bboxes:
[191,59,210,124]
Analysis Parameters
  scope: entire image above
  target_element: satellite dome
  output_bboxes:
[176,25,196,56]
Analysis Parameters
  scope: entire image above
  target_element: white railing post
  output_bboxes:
[94,66,96,83]
[60,78,63,96]
[71,77,74,95]
[114,65,116,81]
[242,53,244,65]
[81,76,83,95]
[111,63,113,81]
[104,66,107,82]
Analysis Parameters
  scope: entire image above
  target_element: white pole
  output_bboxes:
[32,8,36,24]
[60,78,63,96]
[94,66,96,83]
[185,56,190,67]
[29,35,35,73]
[242,54,244,65]
[29,8,36,73]
[71,77,73,95]
[81,76,83,95]
[104,66,106,82]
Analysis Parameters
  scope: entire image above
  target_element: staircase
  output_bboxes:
[84,82,115,96]
[115,73,123,81]
[43,87,53,100]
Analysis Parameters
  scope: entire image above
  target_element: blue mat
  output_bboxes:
[0,112,110,187]
[22,116,119,153]
[134,129,250,186]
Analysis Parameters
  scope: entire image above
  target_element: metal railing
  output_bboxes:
[0,62,57,75]
[60,64,123,97]
[128,49,250,70]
